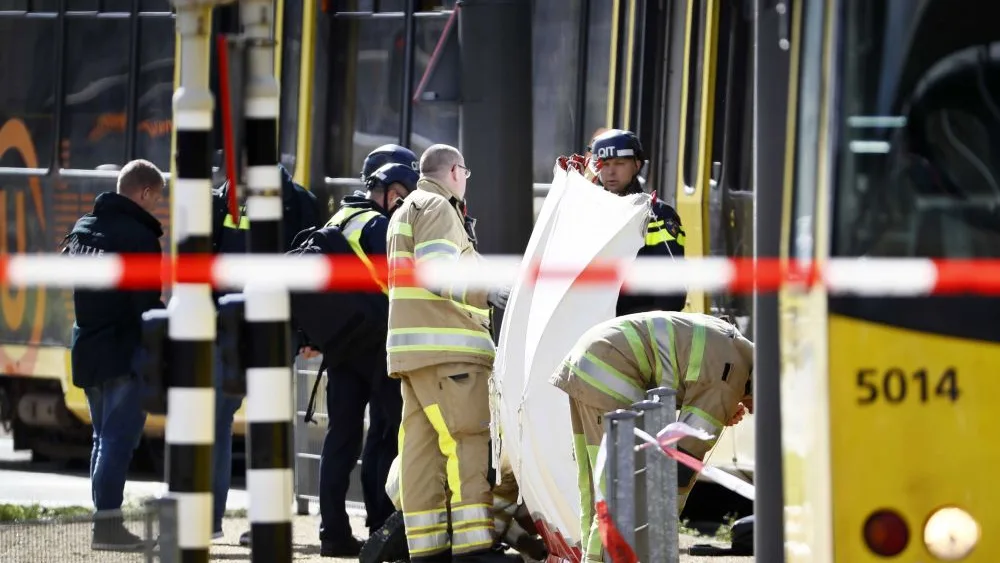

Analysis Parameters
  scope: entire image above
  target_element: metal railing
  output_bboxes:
[603,387,680,563]
[0,497,178,563]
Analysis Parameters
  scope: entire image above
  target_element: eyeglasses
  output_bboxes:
[454,164,471,179]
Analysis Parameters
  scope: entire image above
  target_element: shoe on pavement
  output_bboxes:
[320,536,363,557]
[239,529,251,546]
[212,530,225,541]
[92,520,147,552]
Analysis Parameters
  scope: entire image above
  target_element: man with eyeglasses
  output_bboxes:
[385,143,516,562]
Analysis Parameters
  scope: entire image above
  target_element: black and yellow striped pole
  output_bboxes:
[239,0,293,561]
[168,1,224,561]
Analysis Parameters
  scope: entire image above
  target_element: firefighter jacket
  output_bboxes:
[386,177,494,374]
[550,311,753,438]
[326,192,390,294]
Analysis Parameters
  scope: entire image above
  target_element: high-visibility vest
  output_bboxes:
[327,206,389,295]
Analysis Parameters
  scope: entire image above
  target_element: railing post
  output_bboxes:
[167,2,226,560]
[239,0,294,561]
[648,386,679,562]
[604,409,638,562]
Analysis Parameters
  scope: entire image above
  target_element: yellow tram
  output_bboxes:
[780,0,1000,561]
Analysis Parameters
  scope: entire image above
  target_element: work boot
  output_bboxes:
[91,514,147,552]
[239,529,251,546]
[360,510,410,563]
[452,547,524,563]
[320,535,363,557]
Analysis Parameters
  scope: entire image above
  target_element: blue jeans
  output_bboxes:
[85,374,148,511]
[213,348,244,534]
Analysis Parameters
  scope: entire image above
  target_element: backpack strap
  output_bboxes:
[303,357,328,425]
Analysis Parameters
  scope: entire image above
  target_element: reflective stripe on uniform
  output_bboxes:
[566,352,645,404]
[387,327,495,357]
[403,508,450,556]
[679,405,723,445]
[451,503,494,554]
[388,286,490,321]
[414,238,460,262]
[223,209,250,230]
[620,322,651,379]
[328,207,388,294]
[685,319,707,382]
[646,219,686,247]
[648,316,679,388]
[423,404,463,504]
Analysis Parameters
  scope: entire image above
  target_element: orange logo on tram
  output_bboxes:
[0,117,48,374]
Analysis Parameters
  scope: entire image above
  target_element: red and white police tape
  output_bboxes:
[2,253,1000,295]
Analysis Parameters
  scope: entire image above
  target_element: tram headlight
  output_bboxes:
[863,509,909,557]
[923,506,979,561]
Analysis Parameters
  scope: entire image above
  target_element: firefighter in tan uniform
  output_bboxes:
[386,143,516,563]
[549,311,754,562]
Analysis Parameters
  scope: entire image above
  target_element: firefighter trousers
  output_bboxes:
[397,362,495,561]
[570,391,725,562]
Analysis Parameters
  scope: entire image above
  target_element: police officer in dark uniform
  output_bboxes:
[317,148,419,557]
[208,160,322,544]
[588,129,688,314]
[63,159,166,551]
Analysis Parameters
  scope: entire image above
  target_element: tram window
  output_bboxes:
[833,0,1000,259]
[29,0,57,10]
[279,0,303,168]
[66,0,98,9]
[141,0,172,11]
[0,1,27,10]
[134,17,175,171]
[681,3,703,189]
[410,16,459,149]
[582,0,613,146]
[63,16,130,169]
[532,0,582,182]
[102,0,131,12]
[0,15,58,169]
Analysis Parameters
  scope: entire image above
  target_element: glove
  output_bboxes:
[556,153,602,185]
[488,285,511,309]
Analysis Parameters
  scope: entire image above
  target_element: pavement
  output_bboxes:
[0,431,752,562]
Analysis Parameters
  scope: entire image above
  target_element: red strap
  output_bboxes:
[216,34,240,223]
[595,500,638,563]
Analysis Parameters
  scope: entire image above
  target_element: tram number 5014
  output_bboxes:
[856,367,960,405]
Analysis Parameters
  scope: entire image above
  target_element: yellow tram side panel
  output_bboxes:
[780,287,833,563]
[827,313,1000,562]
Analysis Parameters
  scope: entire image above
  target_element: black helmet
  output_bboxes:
[360,144,418,181]
[590,129,646,163]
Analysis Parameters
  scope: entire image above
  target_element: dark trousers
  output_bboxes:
[319,354,402,542]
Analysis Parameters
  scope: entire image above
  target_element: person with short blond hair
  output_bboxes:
[63,159,166,552]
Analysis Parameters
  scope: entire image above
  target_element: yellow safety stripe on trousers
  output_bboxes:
[387,327,495,357]
[648,316,679,389]
[685,318,707,382]
[423,403,463,504]
[646,219,687,247]
[388,286,491,320]
[223,210,250,230]
[402,507,450,557]
[680,404,723,441]
[573,433,594,547]
[330,208,389,294]
[588,435,610,560]
[451,503,494,553]
[414,238,461,263]
[619,322,652,380]
[492,497,518,536]
[566,352,645,405]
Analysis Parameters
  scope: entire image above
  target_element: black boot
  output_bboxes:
[91,512,147,552]
[320,535,363,557]
[360,510,410,563]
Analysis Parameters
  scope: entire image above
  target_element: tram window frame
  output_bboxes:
[680,0,704,191]
[0,5,175,175]
[787,0,824,265]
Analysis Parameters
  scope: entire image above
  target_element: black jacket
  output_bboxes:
[615,182,688,315]
[65,192,165,388]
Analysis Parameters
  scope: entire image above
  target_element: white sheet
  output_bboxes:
[492,168,649,554]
